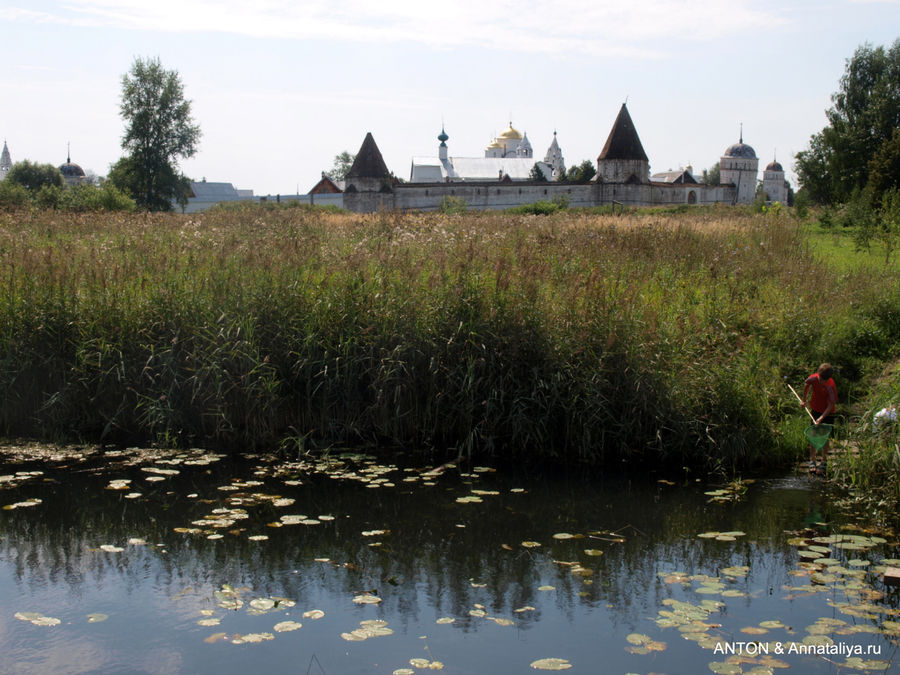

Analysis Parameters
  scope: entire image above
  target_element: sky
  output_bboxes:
[1,1,898,196]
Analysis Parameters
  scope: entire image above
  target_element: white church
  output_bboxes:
[410,124,566,183]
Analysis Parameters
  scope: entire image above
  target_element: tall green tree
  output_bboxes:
[868,126,900,203]
[565,159,597,183]
[5,160,64,192]
[795,39,900,204]
[701,162,720,186]
[113,57,200,211]
[324,151,355,181]
[529,163,548,181]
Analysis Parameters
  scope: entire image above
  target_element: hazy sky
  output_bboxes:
[2,1,897,195]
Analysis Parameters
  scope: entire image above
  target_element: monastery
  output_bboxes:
[342,103,789,213]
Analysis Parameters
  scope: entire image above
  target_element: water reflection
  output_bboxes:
[1,448,897,674]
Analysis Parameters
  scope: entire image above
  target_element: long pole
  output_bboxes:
[788,384,818,424]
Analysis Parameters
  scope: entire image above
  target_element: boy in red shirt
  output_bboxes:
[801,362,837,469]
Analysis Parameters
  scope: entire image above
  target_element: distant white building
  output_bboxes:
[410,123,559,182]
[762,157,788,204]
[0,141,11,180]
[720,131,759,205]
[59,147,88,186]
[181,179,255,212]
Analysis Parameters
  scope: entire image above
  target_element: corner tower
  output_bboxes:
[763,155,787,204]
[720,128,759,204]
[597,103,649,184]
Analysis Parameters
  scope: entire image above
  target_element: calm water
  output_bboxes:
[0,445,897,675]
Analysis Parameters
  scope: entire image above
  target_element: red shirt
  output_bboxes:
[805,373,837,414]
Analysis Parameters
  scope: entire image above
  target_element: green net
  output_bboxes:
[804,424,833,450]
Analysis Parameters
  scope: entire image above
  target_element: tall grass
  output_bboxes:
[1,205,898,471]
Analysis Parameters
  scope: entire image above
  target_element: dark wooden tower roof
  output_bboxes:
[598,104,649,162]
[347,132,391,179]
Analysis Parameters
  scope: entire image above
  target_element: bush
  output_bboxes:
[0,180,30,208]
[508,199,564,215]
[438,195,468,215]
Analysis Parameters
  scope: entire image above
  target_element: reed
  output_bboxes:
[1,204,898,472]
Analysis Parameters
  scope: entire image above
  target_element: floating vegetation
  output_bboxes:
[86,613,108,623]
[231,632,274,644]
[3,498,42,510]
[273,621,302,632]
[341,619,394,641]
[352,593,382,605]
[302,609,325,620]
[15,612,60,626]
[99,544,124,553]
[698,531,747,542]
[407,657,444,669]
[530,657,572,670]
[704,479,754,503]
[624,632,667,655]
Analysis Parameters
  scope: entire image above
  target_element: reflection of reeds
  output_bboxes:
[1,205,899,470]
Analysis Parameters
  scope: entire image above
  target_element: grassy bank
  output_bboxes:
[1,204,899,473]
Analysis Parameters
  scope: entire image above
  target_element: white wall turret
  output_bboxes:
[719,127,759,204]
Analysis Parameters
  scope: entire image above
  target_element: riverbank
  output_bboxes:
[1,203,898,477]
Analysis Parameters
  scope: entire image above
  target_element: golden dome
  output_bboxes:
[498,123,523,140]
[486,140,503,149]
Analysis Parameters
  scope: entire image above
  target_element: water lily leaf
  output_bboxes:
[514,606,535,613]
[99,544,124,553]
[490,617,515,626]
[274,621,302,632]
[741,626,768,635]
[393,670,416,675]
[626,633,652,645]
[759,620,785,629]
[409,658,431,668]
[204,632,228,644]
[247,535,268,541]
[538,585,555,592]
[302,609,325,620]
[721,566,750,577]
[552,533,575,540]
[436,617,455,624]
[30,616,61,626]
[238,632,274,643]
[521,541,542,548]
[249,598,276,611]
[530,657,572,670]
[802,634,834,646]
[352,594,382,605]
[86,613,108,623]
[15,612,44,622]
[843,658,890,671]
[708,662,742,674]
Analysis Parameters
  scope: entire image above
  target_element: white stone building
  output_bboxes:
[410,123,557,182]
[762,157,788,204]
[720,131,759,204]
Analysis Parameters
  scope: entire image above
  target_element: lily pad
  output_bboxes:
[530,658,572,671]
[302,609,325,620]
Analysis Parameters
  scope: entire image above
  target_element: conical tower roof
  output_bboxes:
[598,104,648,162]
[347,132,391,180]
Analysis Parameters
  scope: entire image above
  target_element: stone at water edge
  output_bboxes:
[884,567,900,587]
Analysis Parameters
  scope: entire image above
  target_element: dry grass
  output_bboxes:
[1,204,898,471]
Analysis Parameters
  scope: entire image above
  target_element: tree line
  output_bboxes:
[1,57,199,212]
